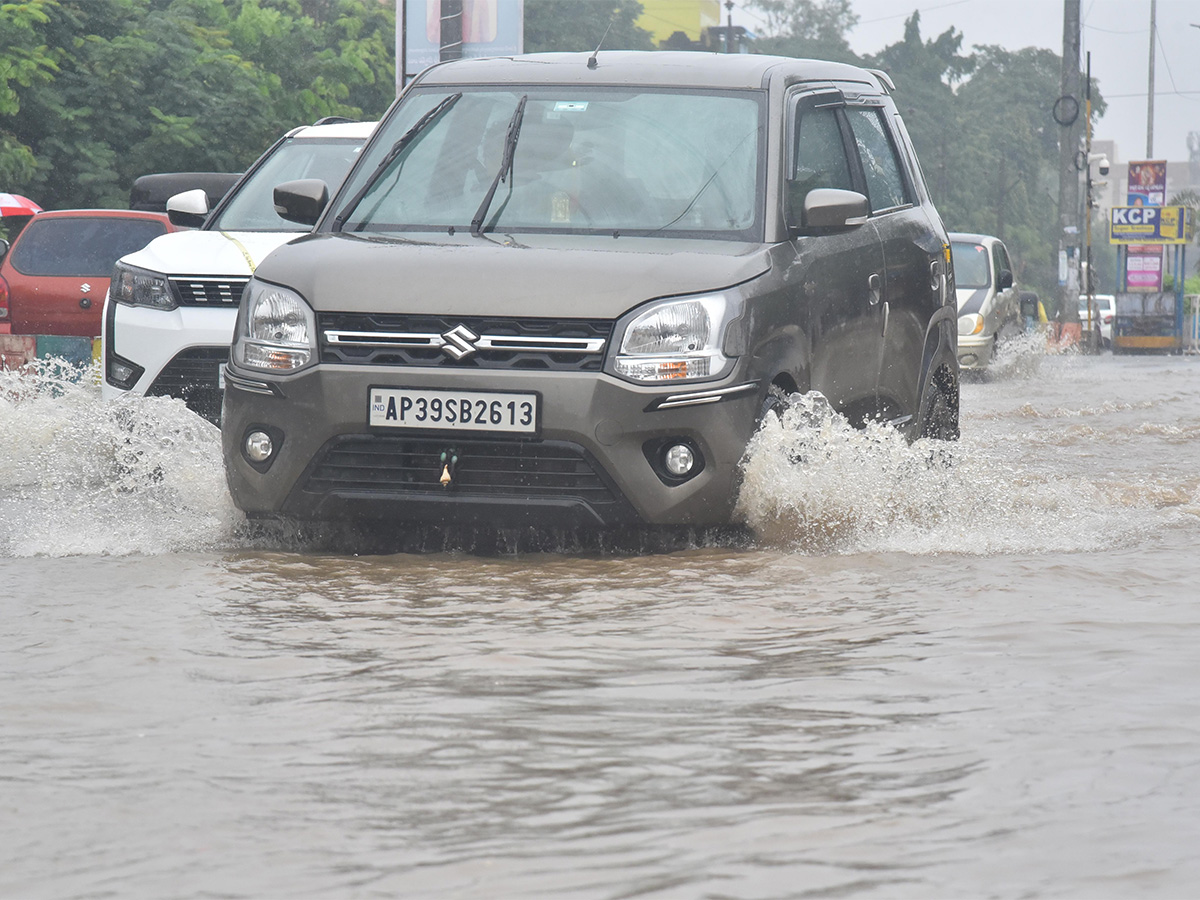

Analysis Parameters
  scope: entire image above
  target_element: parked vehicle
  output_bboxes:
[221,51,959,529]
[1079,293,1115,347]
[102,119,375,423]
[950,232,1022,370]
[0,209,174,337]
[129,172,241,213]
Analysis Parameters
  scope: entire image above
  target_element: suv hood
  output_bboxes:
[121,230,302,277]
[255,232,773,318]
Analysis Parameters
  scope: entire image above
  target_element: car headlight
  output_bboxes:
[109,261,176,310]
[613,294,733,383]
[958,313,984,336]
[232,279,316,372]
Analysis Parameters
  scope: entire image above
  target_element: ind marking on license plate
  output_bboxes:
[369,388,538,433]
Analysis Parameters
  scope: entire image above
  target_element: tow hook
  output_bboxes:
[439,450,459,487]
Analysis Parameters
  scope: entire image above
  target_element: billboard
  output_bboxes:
[1126,159,1167,207]
[404,0,523,81]
[1109,206,1194,244]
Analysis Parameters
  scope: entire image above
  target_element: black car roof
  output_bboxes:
[415,51,883,92]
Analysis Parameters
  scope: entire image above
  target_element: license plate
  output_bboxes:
[368,387,539,434]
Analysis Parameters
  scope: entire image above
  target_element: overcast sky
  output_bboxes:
[732,0,1200,166]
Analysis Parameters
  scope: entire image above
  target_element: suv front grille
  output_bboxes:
[170,277,248,307]
[302,436,619,506]
[318,314,612,371]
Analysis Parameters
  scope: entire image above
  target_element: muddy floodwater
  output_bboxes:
[3,340,1200,898]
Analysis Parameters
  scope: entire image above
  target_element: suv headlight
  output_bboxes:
[232,279,316,372]
[110,261,176,310]
[958,313,984,336]
[613,294,733,383]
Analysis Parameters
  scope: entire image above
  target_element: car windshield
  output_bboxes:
[335,87,764,239]
[211,136,366,232]
[9,217,167,277]
[951,242,991,289]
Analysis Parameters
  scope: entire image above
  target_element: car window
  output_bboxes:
[211,137,366,232]
[951,242,991,289]
[992,242,1011,281]
[791,106,854,204]
[338,87,763,239]
[844,107,908,212]
[9,217,167,277]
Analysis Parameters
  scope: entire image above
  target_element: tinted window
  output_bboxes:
[212,137,366,232]
[10,217,167,277]
[792,107,853,200]
[992,241,1012,279]
[339,88,763,239]
[951,242,991,289]
[845,107,908,212]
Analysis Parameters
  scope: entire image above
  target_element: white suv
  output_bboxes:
[102,119,375,422]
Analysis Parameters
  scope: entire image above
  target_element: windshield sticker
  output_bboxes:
[554,101,588,112]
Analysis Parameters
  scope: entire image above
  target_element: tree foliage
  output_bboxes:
[3,0,395,209]
[523,0,654,54]
[746,0,858,62]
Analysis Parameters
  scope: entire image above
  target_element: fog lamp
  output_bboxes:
[664,443,695,477]
[245,430,274,463]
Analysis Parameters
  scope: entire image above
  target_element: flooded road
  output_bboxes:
[3,343,1200,898]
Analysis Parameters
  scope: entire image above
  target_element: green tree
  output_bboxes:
[4,0,394,209]
[524,0,654,53]
[745,0,858,62]
[0,0,58,186]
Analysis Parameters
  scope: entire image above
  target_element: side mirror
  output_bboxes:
[789,187,870,233]
[166,189,210,228]
[998,269,1014,290]
[0,238,9,259]
[273,179,329,227]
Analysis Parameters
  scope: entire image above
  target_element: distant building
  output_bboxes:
[636,0,754,53]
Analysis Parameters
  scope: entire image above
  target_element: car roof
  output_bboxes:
[17,209,171,221]
[414,51,884,92]
[288,120,377,140]
[949,232,1001,245]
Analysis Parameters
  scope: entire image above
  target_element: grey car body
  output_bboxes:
[221,51,959,529]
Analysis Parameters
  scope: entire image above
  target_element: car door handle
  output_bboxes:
[868,273,882,305]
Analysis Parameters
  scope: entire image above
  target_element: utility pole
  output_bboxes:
[1057,0,1082,326]
[395,0,406,97]
[1147,0,1156,157]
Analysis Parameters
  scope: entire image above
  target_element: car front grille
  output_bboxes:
[170,277,248,307]
[301,435,621,507]
[318,313,612,371]
[146,346,229,423]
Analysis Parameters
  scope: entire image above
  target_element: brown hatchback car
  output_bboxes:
[222,51,959,529]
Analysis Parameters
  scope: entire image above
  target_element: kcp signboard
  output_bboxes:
[1109,205,1195,244]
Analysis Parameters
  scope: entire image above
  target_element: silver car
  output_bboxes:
[951,232,1022,370]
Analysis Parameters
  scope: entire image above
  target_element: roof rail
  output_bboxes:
[867,68,895,94]
[312,116,357,126]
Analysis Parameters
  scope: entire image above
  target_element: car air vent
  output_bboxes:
[303,436,620,507]
[170,277,249,307]
[319,313,613,371]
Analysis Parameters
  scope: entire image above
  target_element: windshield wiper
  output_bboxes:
[471,94,528,236]
[332,92,462,232]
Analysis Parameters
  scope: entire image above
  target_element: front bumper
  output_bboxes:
[221,363,764,528]
[956,332,995,370]
[102,301,237,421]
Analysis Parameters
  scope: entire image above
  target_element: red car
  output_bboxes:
[0,209,175,337]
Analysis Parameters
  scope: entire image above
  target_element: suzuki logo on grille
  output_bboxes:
[441,324,480,360]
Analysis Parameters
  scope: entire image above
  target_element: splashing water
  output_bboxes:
[735,389,1168,556]
[0,359,241,557]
